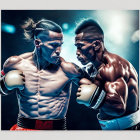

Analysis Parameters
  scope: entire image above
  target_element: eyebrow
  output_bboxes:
[48,41,64,45]
[82,39,94,43]
[50,36,63,40]
[75,37,101,42]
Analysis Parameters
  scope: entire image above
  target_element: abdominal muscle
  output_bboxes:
[17,91,70,120]
[16,59,71,120]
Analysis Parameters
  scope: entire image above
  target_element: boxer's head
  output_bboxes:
[75,19,104,66]
[22,18,63,64]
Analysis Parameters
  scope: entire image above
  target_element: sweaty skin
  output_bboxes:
[3,52,81,120]
[75,32,138,120]
[94,51,138,119]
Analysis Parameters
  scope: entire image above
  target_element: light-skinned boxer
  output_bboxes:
[74,19,139,130]
[0,18,91,130]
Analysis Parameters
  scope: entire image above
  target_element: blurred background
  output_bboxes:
[1,10,139,130]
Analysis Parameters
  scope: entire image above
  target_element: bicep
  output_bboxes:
[62,61,91,80]
[105,77,128,101]
[68,62,84,78]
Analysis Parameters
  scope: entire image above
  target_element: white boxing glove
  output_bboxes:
[76,84,106,109]
[4,70,25,90]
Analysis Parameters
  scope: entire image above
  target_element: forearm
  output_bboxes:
[100,77,128,118]
[101,92,126,117]
[69,62,93,85]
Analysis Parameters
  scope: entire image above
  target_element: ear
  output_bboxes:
[92,40,101,51]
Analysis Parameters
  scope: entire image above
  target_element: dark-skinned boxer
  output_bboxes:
[0,18,91,130]
[74,19,139,130]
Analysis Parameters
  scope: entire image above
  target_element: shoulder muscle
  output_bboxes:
[99,61,128,82]
[60,58,81,78]
[3,56,22,73]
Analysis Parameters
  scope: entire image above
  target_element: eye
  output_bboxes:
[76,44,84,49]
[50,43,60,48]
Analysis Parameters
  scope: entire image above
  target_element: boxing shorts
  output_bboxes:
[97,109,140,130]
[10,115,67,130]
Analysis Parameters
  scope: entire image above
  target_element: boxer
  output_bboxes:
[75,19,139,130]
[0,18,89,130]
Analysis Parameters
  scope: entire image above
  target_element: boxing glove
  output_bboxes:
[76,84,106,109]
[4,70,25,90]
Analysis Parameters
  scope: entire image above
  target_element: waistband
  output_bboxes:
[97,110,140,130]
[17,116,67,130]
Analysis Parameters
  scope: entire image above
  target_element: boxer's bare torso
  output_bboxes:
[3,52,80,120]
[94,51,138,119]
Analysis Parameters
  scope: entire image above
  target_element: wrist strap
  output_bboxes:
[89,89,106,110]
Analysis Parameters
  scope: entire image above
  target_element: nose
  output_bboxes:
[56,47,61,56]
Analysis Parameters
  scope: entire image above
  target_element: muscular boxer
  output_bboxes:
[0,18,88,130]
[74,19,139,130]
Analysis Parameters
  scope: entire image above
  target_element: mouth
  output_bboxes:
[77,58,88,65]
[76,92,81,97]
[77,57,85,62]
[53,56,60,60]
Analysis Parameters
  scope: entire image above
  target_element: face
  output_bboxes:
[75,32,96,65]
[35,30,63,64]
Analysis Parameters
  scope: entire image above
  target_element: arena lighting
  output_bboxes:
[2,23,16,34]
[61,10,138,67]
[93,10,138,59]
[131,30,139,43]
[94,11,135,45]
[62,23,69,30]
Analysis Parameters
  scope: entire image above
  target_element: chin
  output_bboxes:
[50,57,59,64]
[80,61,88,65]
[53,59,60,65]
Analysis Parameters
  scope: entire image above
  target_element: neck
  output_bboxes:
[92,48,107,70]
[92,60,102,70]
[33,48,50,70]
